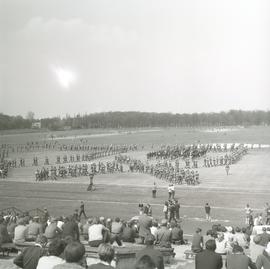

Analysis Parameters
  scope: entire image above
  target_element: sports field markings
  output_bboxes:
[0,195,264,212]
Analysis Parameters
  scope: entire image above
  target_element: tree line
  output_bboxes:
[0,110,269,131]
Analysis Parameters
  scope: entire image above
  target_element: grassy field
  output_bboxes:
[1,126,270,238]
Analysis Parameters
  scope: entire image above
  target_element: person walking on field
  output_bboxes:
[79,201,87,219]
[225,164,230,176]
[152,182,157,198]
[205,203,211,222]
[245,204,253,225]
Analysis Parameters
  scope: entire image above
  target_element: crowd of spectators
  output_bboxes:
[1,202,270,269]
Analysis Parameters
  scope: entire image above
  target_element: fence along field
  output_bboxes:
[1,126,270,236]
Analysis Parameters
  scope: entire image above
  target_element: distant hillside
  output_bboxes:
[0,110,269,130]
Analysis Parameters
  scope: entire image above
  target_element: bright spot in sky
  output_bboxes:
[53,66,76,90]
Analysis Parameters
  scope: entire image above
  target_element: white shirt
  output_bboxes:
[88,224,104,241]
[37,256,65,269]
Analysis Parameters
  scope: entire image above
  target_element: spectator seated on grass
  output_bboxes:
[88,243,115,269]
[26,216,43,242]
[195,239,223,269]
[13,218,29,245]
[7,216,17,239]
[0,216,12,245]
[250,235,265,263]
[226,244,256,269]
[44,217,62,242]
[150,220,158,240]
[170,220,184,245]
[215,232,227,255]
[37,238,66,269]
[136,234,164,269]
[234,227,248,249]
[256,242,270,269]
[88,217,109,247]
[134,255,157,269]
[191,228,203,253]
[122,221,136,243]
[110,217,123,246]
[62,215,80,242]
[53,241,86,269]
[258,227,270,247]
[156,219,172,248]
[81,218,92,241]
[13,235,48,269]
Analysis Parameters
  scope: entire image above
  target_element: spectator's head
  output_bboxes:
[97,243,115,264]
[0,216,4,224]
[64,242,85,263]
[63,235,74,245]
[161,219,167,227]
[145,234,155,246]
[135,255,157,269]
[152,220,158,228]
[235,227,241,233]
[33,216,39,223]
[262,227,267,232]
[36,235,48,247]
[18,218,25,225]
[87,218,93,225]
[48,238,66,257]
[205,239,216,251]
[92,217,99,225]
[232,244,243,253]
[253,235,261,245]
[206,230,213,236]
[196,228,202,234]
[115,217,120,223]
[241,227,246,233]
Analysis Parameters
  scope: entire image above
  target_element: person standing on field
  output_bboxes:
[205,203,211,222]
[152,182,157,198]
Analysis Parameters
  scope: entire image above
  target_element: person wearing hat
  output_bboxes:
[256,242,270,269]
[226,244,256,269]
[195,239,222,269]
[136,234,164,269]
[156,219,172,248]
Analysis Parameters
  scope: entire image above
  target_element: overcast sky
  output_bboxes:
[1,0,270,118]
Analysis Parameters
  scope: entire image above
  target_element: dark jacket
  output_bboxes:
[256,250,270,269]
[226,253,257,269]
[195,249,223,269]
[138,214,152,238]
[136,246,164,269]
[13,245,47,269]
[62,221,80,241]
[0,223,12,244]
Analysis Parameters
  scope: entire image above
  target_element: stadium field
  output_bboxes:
[1,126,270,237]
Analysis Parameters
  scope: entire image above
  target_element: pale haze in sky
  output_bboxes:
[0,0,270,118]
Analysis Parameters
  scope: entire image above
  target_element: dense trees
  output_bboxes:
[0,110,269,130]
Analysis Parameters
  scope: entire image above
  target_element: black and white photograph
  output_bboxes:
[0,1,270,268]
